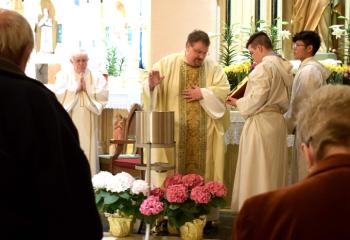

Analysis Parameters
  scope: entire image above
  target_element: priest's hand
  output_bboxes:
[76,73,86,92]
[182,86,203,102]
[149,70,164,91]
[225,96,237,106]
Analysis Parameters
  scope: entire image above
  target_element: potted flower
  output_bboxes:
[92,171,149,237]
[224,60,251,90]
[320,62,350,85]
[140,173,227,240]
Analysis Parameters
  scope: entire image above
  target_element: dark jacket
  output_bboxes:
[233,153,350,240]
[0,58,102,239]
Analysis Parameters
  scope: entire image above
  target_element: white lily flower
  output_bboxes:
[331,27,346,39]
[329,24,344,29]
[279,30,291,40]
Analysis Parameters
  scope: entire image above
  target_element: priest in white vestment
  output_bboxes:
[226,32,293,212]
[142,30,230,187]
[285,31,331,182]
[54,51,108,175]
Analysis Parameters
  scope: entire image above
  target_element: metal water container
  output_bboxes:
[136,111,174,145]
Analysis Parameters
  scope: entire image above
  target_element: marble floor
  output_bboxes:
[101,209,235,240]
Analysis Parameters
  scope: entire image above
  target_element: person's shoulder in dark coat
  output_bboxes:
[0,70,103,239]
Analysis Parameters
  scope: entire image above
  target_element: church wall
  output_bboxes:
[148,0,218,67]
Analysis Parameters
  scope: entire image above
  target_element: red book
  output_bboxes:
[228,76,248,99]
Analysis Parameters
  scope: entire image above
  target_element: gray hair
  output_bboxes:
[297,85,350,160]
[0,8,34,64]
[70,49,89,61]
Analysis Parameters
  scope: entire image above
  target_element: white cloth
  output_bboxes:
[54,69,108,175]
[285,57,331,182]
[232,55,293,212]
[199,88,226,119]
[285,57,331,133]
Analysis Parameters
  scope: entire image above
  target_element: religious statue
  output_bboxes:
[35,7,57,53]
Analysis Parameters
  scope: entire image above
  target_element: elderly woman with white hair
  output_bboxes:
[55,50,108,175]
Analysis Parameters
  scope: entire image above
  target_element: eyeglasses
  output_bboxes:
[292,43,305,49]
[192,47,207,56]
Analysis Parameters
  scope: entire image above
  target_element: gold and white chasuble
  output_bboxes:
[232,55,293,212]
[55,69,108,175]
[143,52,230,186]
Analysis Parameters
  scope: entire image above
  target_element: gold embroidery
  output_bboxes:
[178,62,207,175]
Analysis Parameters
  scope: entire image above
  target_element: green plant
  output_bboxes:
[106,46,126,77]
[92,171,148,217]
[255,17,290,53]
[330,16,350,64]
[322,62,350,85]
[141,173,227,228]
[219,24,239,66]
[224,61,251,90]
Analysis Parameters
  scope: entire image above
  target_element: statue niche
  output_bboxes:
[35,7,57,54]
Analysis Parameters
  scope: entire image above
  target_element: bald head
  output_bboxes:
[0,8,34,70]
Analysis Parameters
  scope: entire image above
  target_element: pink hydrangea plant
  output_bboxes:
[140,196,164,216]
[164,174,183,188]
[166,184,188,203]
[190,185,211,204]
[182,173,204,189]
[150,187,165,198]
[205,181,227,197]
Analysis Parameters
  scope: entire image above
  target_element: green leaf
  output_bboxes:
[219,23,239,67]
[104,193,119,204]
[105,46,126,77]
[211,197,226,207]
[169,203,180,210]
[95,193,103,204]
[119,192,131,200]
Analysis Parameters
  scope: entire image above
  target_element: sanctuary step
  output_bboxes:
[101,210,235,240]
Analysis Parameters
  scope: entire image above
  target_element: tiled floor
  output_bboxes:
[101,209,235,240]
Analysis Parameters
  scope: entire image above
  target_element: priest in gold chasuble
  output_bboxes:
[142,30,230,187]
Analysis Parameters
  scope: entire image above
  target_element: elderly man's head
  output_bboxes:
[70,51,89,74]
[0,8,34,70]
[297,85,350,165]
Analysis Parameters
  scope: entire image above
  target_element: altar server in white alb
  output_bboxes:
[285,30,331,183]
[55,51,108,175]
[226,32,293,212]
